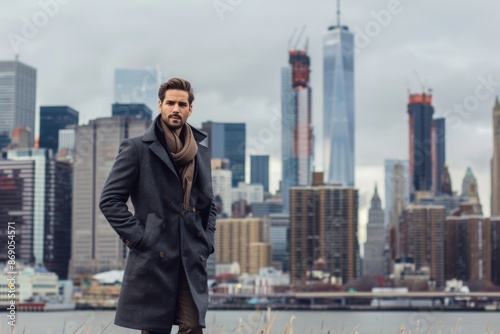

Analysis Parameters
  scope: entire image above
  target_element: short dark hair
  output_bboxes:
[158,78,195,105]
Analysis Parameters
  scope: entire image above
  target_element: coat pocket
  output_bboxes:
[135,213,161,251]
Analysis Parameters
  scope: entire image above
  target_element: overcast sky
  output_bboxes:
[2,0,498,242]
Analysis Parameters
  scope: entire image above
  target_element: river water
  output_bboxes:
[1,309,498,333]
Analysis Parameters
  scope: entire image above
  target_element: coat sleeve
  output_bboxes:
[206,201,217,254]
[99,138,144,248]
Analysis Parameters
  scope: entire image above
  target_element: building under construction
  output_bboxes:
[281,28,313,212]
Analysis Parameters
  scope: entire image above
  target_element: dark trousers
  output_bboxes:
[142,267,203,334]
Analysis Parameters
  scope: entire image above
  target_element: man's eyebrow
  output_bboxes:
[165,99,188,103]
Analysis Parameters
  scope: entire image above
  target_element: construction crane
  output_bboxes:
[293,25,307,50]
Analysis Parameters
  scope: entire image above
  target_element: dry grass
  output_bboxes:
[395,318,495,334]
[207,309,497,334]
[1,311,498,334]
[0,319,113,334]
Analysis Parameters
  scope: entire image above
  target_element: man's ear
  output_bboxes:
[188,104,193,117]
[158,99,162,111]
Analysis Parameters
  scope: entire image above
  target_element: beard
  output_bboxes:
[162,116,184,130]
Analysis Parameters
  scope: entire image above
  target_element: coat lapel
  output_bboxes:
[143,118,209,183]
[195,144,212,185]
[142,117,180,180]
[149,141,180,181]
[193,126,208,183]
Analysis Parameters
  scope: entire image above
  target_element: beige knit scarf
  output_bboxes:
[160,121,197,211]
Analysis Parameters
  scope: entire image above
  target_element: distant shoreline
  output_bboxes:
[2,304,496,312]
[207,304,500,312]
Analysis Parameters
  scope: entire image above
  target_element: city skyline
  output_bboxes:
[2,0,498,235]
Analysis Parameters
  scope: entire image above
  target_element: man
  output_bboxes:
[100,78,217,333]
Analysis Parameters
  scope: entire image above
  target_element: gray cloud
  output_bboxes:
[1,0,498,218]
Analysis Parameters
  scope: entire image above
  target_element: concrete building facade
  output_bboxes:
[215,217,271,275]
[290,185,358,286]
[69,116,150,278]
[400,205,446,287]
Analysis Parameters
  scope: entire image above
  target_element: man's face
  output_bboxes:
[158,89,192,134]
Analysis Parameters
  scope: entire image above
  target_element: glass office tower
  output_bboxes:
[250,155,269,193]
[202,122,246,187]
[323,25,354,186]
[0,59,36,148]
[39,106,79,154]
[407,93,434,196]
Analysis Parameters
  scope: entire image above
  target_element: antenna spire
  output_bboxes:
[337,0,341,27]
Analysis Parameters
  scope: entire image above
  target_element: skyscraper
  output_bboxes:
[290,185,358,285]
[281,65,295,212]
[446,216,491,282]
[0,148,72,278]
[70,116,150,278]
[250,155,270,193]
[201,122,246,187]
[492,97,500,217]
[386,160,409,263]
[323,20,355,186]
[289,49,313,187]
[408,92,434,197]
[384,160,410,226]
[400,205,446,287]
[39,106,79,154]
[440,164,453,195]
[363,185,385,276]
[433,117,446,193]
[490,217,500,285]
[461,167,482,215]
[0,59,36,148]
[281,45,313,212]
[269,213,289,271]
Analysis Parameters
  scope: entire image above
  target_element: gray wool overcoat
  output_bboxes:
[99,117,217,332]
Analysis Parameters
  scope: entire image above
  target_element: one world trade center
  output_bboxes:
[323,11,355,186]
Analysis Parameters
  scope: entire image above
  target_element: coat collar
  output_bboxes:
[143,115,208,180]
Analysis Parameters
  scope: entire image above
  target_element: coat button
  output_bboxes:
[165,197,172,203]
[192,207,196,212]
[199,255,205,261]
[159,251,165,258]
[197,231,203,238]
[125,239,130,246]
